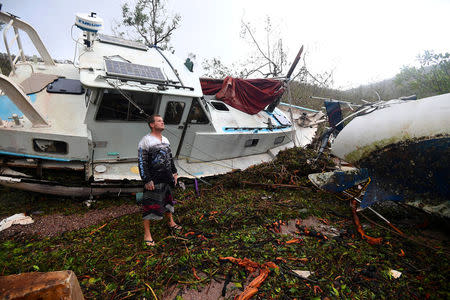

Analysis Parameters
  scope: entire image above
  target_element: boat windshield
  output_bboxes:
[96,89,160,121]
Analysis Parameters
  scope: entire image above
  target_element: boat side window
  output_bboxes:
[96,90,160,121]
[164,101,185,124]
[210,101,229,111]
[274,136,285,145]
[33,139,68,154]
[189,99,209,124]
[245,139,259,147]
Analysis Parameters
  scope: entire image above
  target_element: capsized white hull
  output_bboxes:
[331,93,450,163]
[331,93,450,208]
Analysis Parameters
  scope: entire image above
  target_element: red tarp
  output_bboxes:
[200,77,285,115]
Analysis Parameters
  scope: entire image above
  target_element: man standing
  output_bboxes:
[138,115,181,247]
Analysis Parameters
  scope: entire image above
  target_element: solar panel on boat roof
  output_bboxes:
[104,59,166,82]
[98,34,147,51]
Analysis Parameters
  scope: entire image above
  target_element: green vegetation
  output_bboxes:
[280,50,450,112]
[395,51,450,98]
[1,148,449,299]
[117,0,181,49]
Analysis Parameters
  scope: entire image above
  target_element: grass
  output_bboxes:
[1,148,449,299]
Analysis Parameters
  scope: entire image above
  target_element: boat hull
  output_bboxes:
[331,93,450,209]
[359,136,449,199]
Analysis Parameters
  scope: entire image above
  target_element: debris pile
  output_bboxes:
[0,147,448,299]
[219,147,334,188]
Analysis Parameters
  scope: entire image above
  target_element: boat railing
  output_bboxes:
[0,74,48,126]
[0,11,55,75]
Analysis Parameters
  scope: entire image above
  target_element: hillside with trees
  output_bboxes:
[281,50,450,111]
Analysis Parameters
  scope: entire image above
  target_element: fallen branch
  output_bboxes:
[237,264,274,300]
[192,267,201,280]
[342,191,404,235]
[158,235,189,242]
[177,269,219,284]
[359,212,450,256]
[219,257,278,300]
[285,238,302,244]
[219,257,259,273]
[144,282,158,300]
[350,198,382,245]
[117,287,144,300]
[89,223,107,235]
[242,181,310,190]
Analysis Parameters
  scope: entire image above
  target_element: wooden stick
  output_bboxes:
[350,198,382,245]
[342,191,403,235]
[242,181,309,190]
[89,223,107,235]
[144,282,158,300]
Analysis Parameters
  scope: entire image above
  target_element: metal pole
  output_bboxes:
[284,45,304,147]
[286,82,297,146]
[342,191,391,224]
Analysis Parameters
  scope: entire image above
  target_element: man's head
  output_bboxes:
[147,114,164,132]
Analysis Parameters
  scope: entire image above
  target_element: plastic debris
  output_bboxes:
[389,269,402,279]
[178,181,186,190]
[0,213,34,231]
[292,270,312,278]
[83,199,95,207]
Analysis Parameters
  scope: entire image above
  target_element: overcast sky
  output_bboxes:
[3,0,449,89]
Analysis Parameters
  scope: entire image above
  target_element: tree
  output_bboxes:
[116,0,181,50]
[239,17,287,78]
[201,16,287,79]
[202,16,334,87]
[201,58,238,79]
[395,51,450,98]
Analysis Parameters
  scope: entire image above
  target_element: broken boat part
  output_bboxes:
[315,92,450,218]
[309,169,404,237]
[330,93,449,208]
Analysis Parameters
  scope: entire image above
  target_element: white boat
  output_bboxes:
[330,93,450,214]
[0,10,319,196]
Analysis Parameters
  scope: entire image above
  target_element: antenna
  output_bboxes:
[74,12,103,49]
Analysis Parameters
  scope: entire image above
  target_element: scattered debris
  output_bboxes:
[292,270,313,279]
[83,199,96,208]
[0,213,33,232]
[219,257,278,300]
[389,269,402,279]
[0,147,448,299]
[219,147,334,188]
[296,216,340,238]
[178,181,186,190]
[406,200,450,218]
